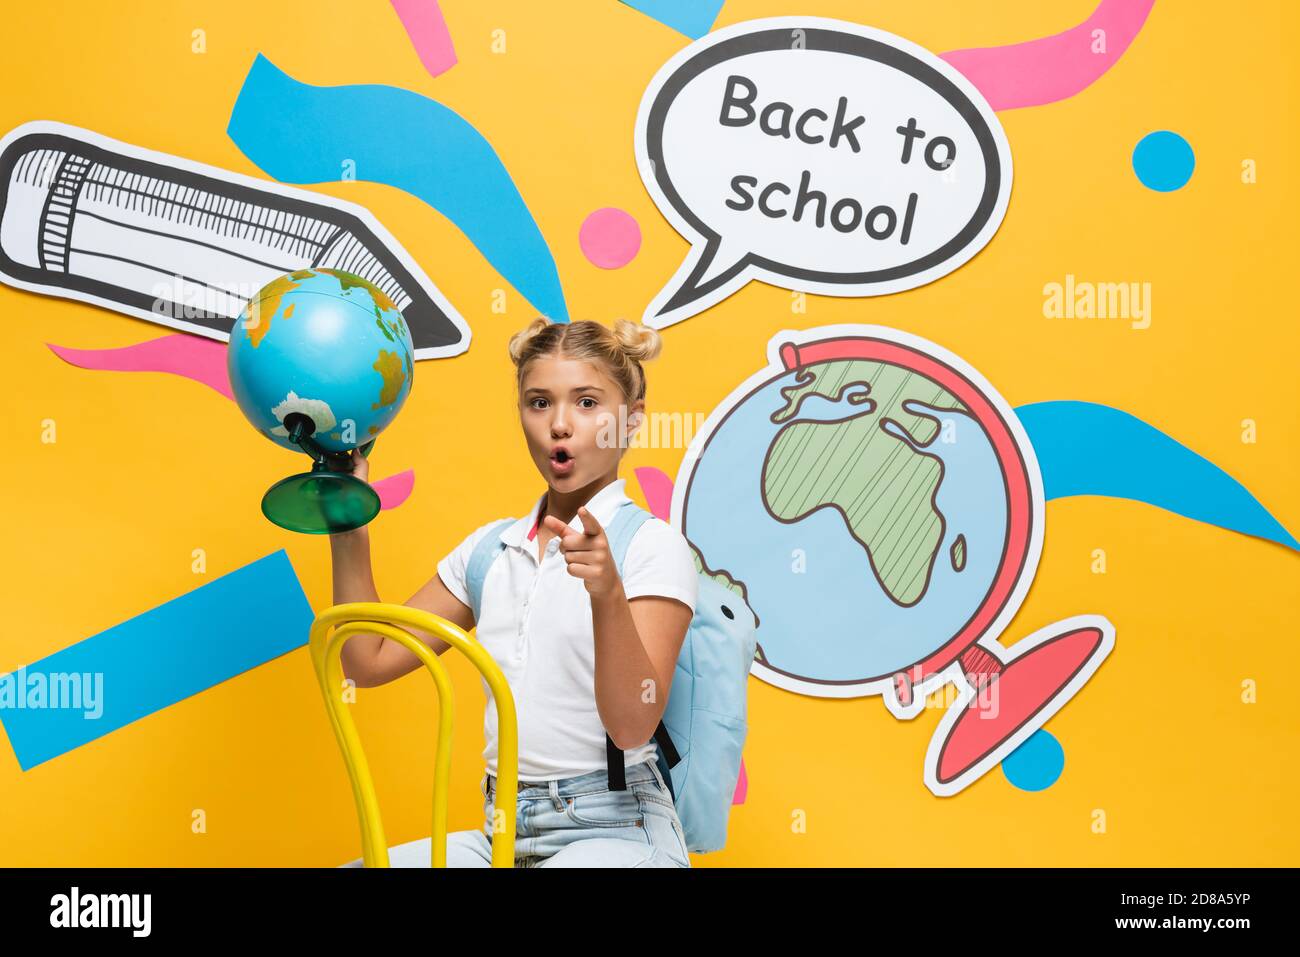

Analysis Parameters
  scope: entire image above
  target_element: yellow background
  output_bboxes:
[1,0,1296,866]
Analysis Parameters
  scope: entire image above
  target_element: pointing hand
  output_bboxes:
[541,507,621,600]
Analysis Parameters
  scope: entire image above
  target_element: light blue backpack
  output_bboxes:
[464,499,755,853]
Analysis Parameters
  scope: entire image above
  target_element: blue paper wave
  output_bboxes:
[1016,400,1298,551]
[618,0,725,38]
[227,53,568,323]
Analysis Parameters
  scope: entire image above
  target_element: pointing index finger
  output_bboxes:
[577,507,603,537]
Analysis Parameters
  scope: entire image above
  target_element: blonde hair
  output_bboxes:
[507,317,662,404]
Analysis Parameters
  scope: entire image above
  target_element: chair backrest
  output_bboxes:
[308,602,520,867]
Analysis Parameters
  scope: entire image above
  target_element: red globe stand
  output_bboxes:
[922,620,1114,796]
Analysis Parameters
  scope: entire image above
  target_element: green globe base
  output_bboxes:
[262,471,381,534]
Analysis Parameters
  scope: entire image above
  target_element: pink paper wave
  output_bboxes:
[390,0,458,78]
[47,334,233,400]
[372,469,415,510]
[941,0,1157,111]
[634,465,675,521]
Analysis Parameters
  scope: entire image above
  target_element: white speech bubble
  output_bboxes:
[635,17,1013,328]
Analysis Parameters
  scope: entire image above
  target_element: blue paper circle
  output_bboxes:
[1132,131,1195,191]
[1002,729,1065,791]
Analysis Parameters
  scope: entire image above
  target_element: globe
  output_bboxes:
[227,268,415,533]
[677,329,1041,694]
[228,268,414,453]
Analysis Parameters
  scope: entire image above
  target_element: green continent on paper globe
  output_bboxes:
[763,359,971,606]
[227,268,415,454]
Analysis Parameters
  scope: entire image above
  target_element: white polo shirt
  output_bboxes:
[436,477,699,781]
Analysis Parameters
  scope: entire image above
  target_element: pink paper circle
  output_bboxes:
[579,207,641,269]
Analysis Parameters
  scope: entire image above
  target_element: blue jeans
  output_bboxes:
[341,759,690,868]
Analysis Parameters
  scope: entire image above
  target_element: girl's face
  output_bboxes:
[519,354,643,492]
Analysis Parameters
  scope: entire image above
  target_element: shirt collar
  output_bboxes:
[499,478,632,550]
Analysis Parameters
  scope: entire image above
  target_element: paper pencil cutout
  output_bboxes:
[0,121,469,359]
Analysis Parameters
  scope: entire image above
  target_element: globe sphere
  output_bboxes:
[228,268,414,455]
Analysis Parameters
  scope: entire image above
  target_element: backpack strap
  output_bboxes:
[604,500,653,573]
[463,518,515,623]
[600,502,684,790]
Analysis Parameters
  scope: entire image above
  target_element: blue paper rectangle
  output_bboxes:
[0,550,314,771]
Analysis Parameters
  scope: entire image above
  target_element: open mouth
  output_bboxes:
[549,446,575,473]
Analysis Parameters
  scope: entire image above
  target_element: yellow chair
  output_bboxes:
[308,602,518,867]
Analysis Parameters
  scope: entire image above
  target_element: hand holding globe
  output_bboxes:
[338,448,370,484]
[227,268,414,533]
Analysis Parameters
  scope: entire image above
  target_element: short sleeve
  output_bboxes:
[619,517,698,614]
[436,518,509,610]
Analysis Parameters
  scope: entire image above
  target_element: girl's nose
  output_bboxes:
[550,408,572,438]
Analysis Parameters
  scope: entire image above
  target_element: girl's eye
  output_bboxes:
[578,397,598,409]
[529,398,548,410]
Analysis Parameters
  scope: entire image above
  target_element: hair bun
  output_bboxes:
[612,318,662,364]
[507,316,552,365]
